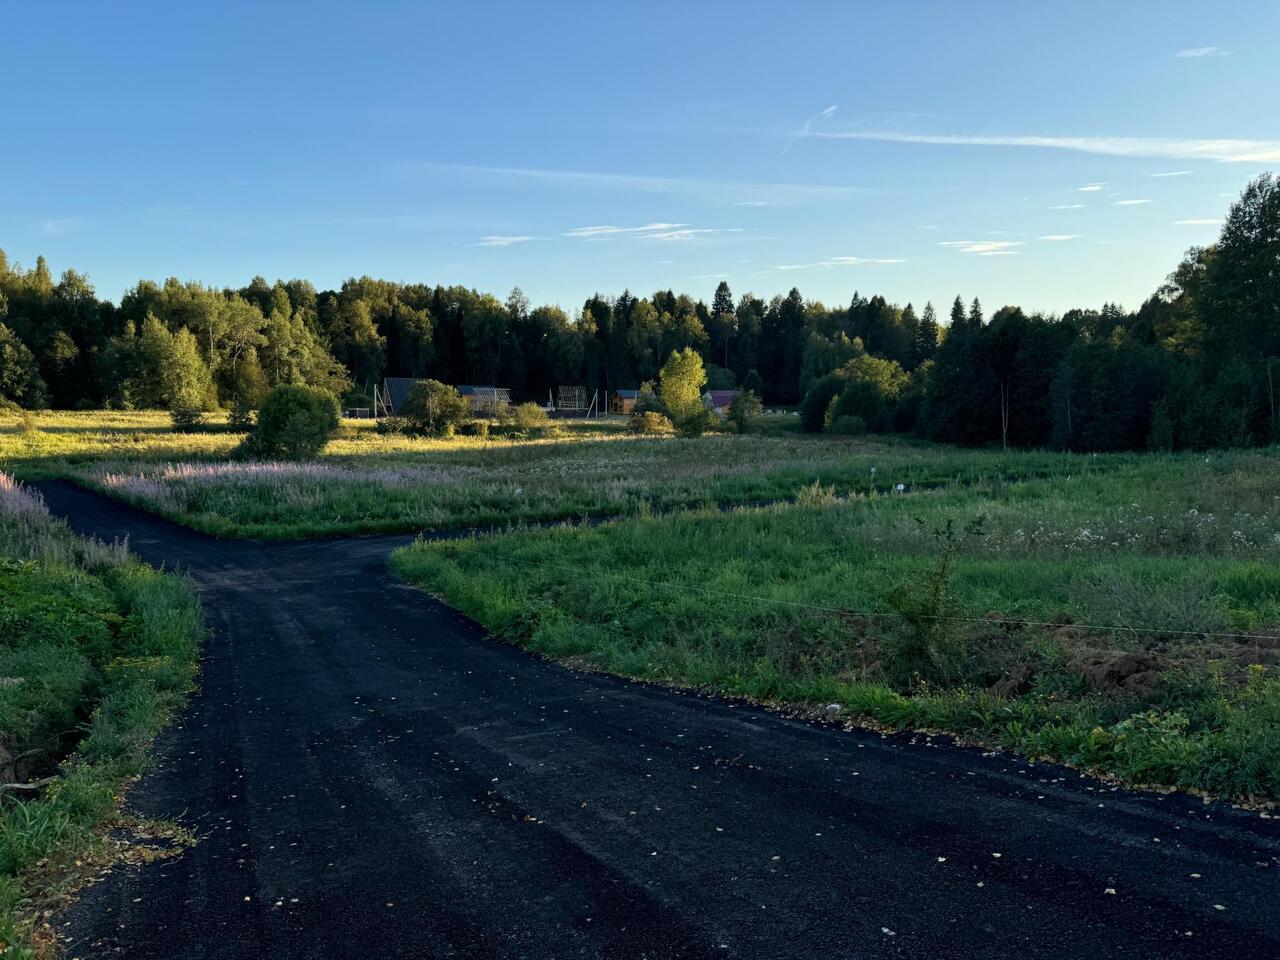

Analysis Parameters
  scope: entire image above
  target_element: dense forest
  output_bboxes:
[1,174,1277,452]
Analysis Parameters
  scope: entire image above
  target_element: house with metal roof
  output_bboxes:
[702,389,740,416]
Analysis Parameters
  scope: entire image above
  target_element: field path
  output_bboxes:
[39,481,1280,959]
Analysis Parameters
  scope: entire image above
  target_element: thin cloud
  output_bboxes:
[564,223,686,238]
[474,235,534,247]
[1173,218,1221,225]
[647,227,744,241]
[1114,199,1153,206]
[1176,46,1227,58]
[1038,234,1080,241]
[1077,183,1106,192]
[404,161,865,203]
[773,255,905,271]
[939,240,1023,256]
[1048,204,1085,209]
[41,218,84,235]
[809,131,1280,163]
[782,104,839,155]
[1150,170,1191,177]
[688,273,730,280]
[735,201,772,207]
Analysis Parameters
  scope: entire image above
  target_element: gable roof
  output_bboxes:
[704,389,740,406]
[380,377,420,414]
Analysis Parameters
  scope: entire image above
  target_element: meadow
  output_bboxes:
[393,451,1280,803]
[4,409,1143,539]
[0,472,202,956]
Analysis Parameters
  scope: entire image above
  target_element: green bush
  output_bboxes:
[169,403,204,433]
[628,411,675,435]
[677,405,718,438]
[499,402,553,438]
[828,414,866,436]
[459,418,491,439]
[400,380,471,437]
[727,390,763,433]
[227,393,256,431]
[245,384,340,459]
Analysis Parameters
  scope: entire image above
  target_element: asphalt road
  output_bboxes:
[39,481,1280,959]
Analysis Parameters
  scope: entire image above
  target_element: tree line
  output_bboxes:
[1,173,1277,451]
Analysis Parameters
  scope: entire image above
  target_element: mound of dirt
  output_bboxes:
[1076,651,1163,697]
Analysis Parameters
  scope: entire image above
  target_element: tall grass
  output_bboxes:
[393,451,1280,803]
[0,473,201,958]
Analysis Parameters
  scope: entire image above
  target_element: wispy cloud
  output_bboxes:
[735,200,772,207]
[1048,203,1085,209]
[646,227,744,241]
[474,235,534,247]
[563,223,742,242]
[1173,218,1221,225]
[41,218,84,235]
[564,223,687,238]
[1113,199,1152,206]
[807,131,1280,163]
[1038,234,1081,241]
[402,161,864,203]
[773,255,905,271]
[1077,183,1106,192]
[782,104,839,155]
[939,240,1023,256]
[1176,46,1227,58]
[688,273,730,280]
[1150,170,1191,177]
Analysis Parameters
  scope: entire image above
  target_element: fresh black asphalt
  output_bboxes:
[38,481,1280,959]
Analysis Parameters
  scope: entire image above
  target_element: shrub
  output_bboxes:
[245,384,340,459]
[374,415,408,435]
[499,402,553,438]
[677,405,718,438]
[400,380,471,437]
[227,393,256,431]
[632,382,665,417]
[727,390,763,433]
[628,411,675,435]
[459,418,491,439]
[169,403,204,433]
[800,372,847,432]
[828,414,866,436]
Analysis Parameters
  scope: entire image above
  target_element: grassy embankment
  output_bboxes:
[393,449,1280,803]
[4,409,1142,539]
[0,473,202,958]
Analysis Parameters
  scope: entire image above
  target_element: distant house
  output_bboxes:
[373,379,510,417]
[611,389,641,415]
[374,377,419,417]
[702,389,740,417]
[457,385,511,415]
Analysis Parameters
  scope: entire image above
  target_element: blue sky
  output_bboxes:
[3,1,1277,316]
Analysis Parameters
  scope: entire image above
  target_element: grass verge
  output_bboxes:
[0,475,202,958]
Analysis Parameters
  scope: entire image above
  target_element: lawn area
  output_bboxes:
[392,449,1280,803]
[0,473,202,957]
[3,409,1143,539]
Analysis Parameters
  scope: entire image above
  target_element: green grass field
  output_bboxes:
[0,472,202,956]
[393,451,1280,803]
[4,409,1143,539]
